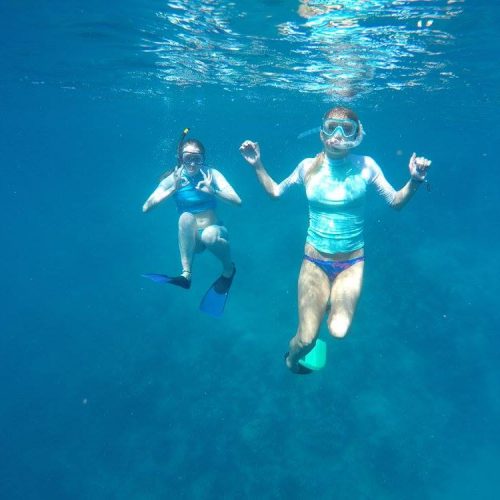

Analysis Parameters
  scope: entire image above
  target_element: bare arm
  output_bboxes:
[239,140,281,197]
[142,170,177,212]
[239,140,304,198]
[210,169,242,206]
[390,179,424,210]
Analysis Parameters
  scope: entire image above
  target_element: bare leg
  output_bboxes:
[200,225,234,277]
[286,259,330,372]
[178,212,198,277]
[327,260,364,338]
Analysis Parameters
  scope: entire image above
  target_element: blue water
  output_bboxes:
[1,1,499,498]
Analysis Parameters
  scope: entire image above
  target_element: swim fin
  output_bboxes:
[142,273,191,289]
[298,339,327,371]
[199,266,236,318]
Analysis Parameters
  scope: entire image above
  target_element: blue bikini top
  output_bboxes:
[173,170,217,214]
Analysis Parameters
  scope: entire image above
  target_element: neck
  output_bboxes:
[325,149,349,161]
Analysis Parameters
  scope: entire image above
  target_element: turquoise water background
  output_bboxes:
[1,1,499,498]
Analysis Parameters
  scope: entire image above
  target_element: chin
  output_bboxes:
[326,143,349,153]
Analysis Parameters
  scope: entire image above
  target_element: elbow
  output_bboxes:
[388,194,404,211]
[390,201,404,212]
[391,199,407,212]
[268,188,281,200]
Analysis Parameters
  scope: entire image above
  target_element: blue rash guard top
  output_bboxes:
[278,154,397,254]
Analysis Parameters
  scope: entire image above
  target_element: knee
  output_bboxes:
[200,226,219,246]
[178,212,196,231]
[327,315,351,339]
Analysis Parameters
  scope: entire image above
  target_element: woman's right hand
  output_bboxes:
[239,140,261,167]
[173,165,186,190]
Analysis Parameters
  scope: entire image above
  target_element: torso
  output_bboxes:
[193,209,218,229]
[173,169,217,217]
[302,154,371,256]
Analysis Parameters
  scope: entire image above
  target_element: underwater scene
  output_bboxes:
[1,0,499,498]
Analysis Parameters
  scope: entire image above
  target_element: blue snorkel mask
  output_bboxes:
[321,118,365,149]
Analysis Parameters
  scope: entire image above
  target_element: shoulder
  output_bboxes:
[278,158,314,191]
[299,157,316,170]
[209,168,233,189]
[297,157,317,178]
[208,167,222,177]
[209,167,226,182]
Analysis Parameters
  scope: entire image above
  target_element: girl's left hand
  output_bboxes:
[409,153,432,181]
[195,169,215,194]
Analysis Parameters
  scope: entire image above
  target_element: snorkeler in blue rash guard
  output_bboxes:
[240,106,432,374]
[142,137,241,298]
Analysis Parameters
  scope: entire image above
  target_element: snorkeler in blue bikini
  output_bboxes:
[240,106,431,374]
[143,131,241,317]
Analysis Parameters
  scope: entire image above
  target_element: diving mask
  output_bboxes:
[182,152,204,168]
[321,118,359,138]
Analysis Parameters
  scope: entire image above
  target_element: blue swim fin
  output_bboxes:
[199,266,236,318]
[142,273,191,289]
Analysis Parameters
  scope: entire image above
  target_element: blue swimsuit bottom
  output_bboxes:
[304,255,364,281]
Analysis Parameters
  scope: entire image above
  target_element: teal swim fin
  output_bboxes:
[199,266,236,318]
[298,339,327,371]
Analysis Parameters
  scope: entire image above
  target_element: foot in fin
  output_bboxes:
[284,352,313,375]
[298,339,327,371]
[199,264,236,318]
[142,273,191,289]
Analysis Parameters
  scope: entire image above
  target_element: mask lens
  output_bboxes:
[182,152,203,166]
[322,119,358,138]
[322,120,338,136]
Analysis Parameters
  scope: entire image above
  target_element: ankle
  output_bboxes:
[222,262,235,278]
[181,270,192,280]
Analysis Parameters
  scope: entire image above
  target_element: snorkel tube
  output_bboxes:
[158,127,190,181]
[177,127,190,168]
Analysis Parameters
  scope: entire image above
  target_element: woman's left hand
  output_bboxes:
[409,153,432,181]
[195,169,215,194]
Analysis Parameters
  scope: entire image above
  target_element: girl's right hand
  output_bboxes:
[173,165,187,190]
[239,140,261,167]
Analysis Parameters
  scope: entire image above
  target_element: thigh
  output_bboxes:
[297,258,331,343]
[328,260,364,337]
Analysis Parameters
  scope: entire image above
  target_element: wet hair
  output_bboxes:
[180,139,205,157]
[304,107,361,184]
[322,106,360,123]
